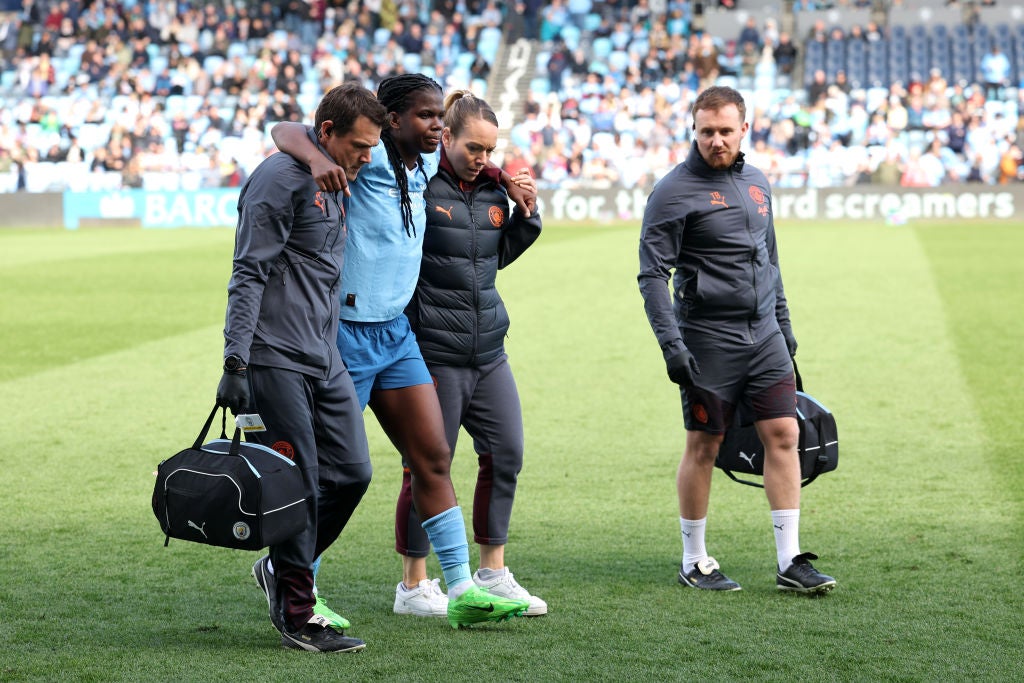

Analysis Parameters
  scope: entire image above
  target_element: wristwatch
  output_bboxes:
[224,355,246,372]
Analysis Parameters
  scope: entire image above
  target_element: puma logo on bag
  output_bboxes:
[738,451,757,469]
[188,520,208,538]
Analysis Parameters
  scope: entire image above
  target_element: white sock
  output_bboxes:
[447,578,473,600]
[475,566,506,581]
[680,517,708,570]
[772,509,801,572]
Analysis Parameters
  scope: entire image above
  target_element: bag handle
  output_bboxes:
[791,358,829,487]
[719,464,819,489]
[192,405,243,456]
[718,468,766,488]
[192,405,221,449]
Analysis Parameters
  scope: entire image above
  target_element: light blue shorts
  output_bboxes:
[336,314,433,409]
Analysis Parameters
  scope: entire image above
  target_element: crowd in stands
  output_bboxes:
[510,0,1024,190]
[1,0,1023,195]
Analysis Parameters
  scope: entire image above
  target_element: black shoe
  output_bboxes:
[280,615,366,653]
[776,552,836,594]
[678,557,741,591]
[252,555,285,631]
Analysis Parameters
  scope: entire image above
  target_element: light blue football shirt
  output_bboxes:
[341,143,439,322]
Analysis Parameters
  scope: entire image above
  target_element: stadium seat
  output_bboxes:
[228,42,249,60]
[478,26,502,63]
[973,37,994,80]
[930,34,950,69]
[143,172,181,191]
[66,43,86,65]
[0,170,17,193]
[373,27,391,47]
[607,50,631,74]
[535,51,550,74]
[846,59,867,89]
[667,15,688,37]
[805,40,824,62]
[560,25,581,51]
[203,55,225,72]
[718,75,739,89]
[591,37,613,60]
[997,35,1015,66]
[402,52,422,73]
[23,162,63,192]
[1,70,16,93]
[909,51,927,73]
[297,92,317,116]
[826,37,845,66]
[628,38,650,57]
[456,51,476,71]
[951,61,973,85]
[76,123,111,150]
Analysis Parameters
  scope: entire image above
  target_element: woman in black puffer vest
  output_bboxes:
[402,90,548,616]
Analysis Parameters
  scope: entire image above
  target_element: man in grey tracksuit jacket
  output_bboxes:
[216,84,385,651]
[638,86,834,595]
[638,143,795,374]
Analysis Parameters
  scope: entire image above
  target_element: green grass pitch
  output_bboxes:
[0,218,1021,681]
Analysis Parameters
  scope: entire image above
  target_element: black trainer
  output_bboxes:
[280,615,366,653]
[252,555,285,631]
[776,552,836,594]
[678,557,741,591]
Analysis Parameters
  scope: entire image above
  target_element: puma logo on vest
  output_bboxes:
[435,205,454,220]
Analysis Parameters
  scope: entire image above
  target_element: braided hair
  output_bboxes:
[376,74,443,237]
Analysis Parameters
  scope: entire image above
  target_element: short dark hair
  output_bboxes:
[692,86,747,124]
[315,82,387,136]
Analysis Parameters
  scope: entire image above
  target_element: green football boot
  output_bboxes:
[447,585,529,629]
[313,594,352,631]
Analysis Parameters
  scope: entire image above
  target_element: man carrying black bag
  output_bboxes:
[216,83,387,652]
[638,86,836,595]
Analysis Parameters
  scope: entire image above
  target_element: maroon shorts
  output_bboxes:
[680,329,797,434]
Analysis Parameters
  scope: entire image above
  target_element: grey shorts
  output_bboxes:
[680,329,797,434]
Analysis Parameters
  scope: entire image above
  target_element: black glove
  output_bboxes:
[782,330,798,358]
[216,355,250,415]
[666,348,701,387]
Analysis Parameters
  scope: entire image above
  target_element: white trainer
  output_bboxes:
[472,567,548,616]
[393,578,449,617]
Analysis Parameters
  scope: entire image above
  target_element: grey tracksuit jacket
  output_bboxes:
[638,145,793,360]
[407,165,542,367]
[224,129,345,378]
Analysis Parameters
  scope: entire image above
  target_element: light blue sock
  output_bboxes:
[311,555,321,594]
[421,506,472,596]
